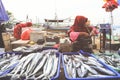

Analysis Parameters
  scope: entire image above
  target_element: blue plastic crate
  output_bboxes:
[0,62,18,76]
[0,52,21,77]
[0,48,60,80]
[62,51,120,80]
[91,53,120,74]
[0,51,22,58]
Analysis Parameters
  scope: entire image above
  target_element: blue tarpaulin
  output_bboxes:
[0,0,9,23]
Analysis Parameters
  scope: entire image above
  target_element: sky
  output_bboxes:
[2,0,120,25]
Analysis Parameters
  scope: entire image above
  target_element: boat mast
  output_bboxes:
[54,0,58,27]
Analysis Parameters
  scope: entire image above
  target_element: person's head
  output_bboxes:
[16,22,20,25]
[73,15,88,27]
[85,20,91,27]
[26,22,32,27]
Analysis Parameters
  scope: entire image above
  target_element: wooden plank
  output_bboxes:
[11,39,30,45]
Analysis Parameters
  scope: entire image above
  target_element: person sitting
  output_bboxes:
[13,22,32,40]
[68,15,95,53]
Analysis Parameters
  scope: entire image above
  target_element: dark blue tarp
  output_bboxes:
[0,0,9,23]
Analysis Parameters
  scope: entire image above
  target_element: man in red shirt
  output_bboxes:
[13,22,32,40]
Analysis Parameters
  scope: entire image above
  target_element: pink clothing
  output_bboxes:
[53,44,60,48]
[70,32,80,42]
[93,27,99,35]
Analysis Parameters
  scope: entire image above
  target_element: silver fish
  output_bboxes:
[87,74,111,78]
[44,55,54,76]
[30,55,47,76]
[80,65,88,77]
[27,53,44,75]
[92,66,116,76]
[48,55,58,78]
[19,53,36,75]
[71,67,76,78]
[82,63,98,75]
[76,67,82,78]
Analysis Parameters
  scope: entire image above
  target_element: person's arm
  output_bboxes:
[90,30,95,36]
[88,26,96,36]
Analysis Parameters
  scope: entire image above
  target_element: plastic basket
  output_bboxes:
[62,51,120,80]
[0,48,60,80]
[0,52,21,77]
[92,51,120,73]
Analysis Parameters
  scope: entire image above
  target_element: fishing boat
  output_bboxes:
[43,18,71,33]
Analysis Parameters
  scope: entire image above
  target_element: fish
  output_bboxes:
[26,53,44,75]
[82,63,98,75]
[87,74,110,78]
[35,54,57,79]
[44,55,54,76]
[76,67,82,78]
[65,63,72,78]
[20,53,36,75]
[63,55,69,64]
[48,55,58,78]
[0,49,59,79]
[10,62,24,79]
[91,66,116,76]
[80,65,88,77]
[72,60,80,68]
[71,67,76,78]
[10,53,35,77]
[10,55,29,74]
[30,54,47,76]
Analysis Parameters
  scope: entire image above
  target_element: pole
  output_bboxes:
[110,11,113,52]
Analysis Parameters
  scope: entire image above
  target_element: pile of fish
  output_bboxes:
[63,52,117,79]
[12,44,44,53]
[0,53,21,76]
[0,49,59,80]
[94,53,120,72]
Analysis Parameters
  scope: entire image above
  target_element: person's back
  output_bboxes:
[13,22,32,40]
[13,23,23,40]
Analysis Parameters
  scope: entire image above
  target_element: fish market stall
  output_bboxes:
[92,51,120,73]
[62,50,120,80]
[0,48,61,80]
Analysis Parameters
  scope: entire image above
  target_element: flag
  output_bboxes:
[0,0,9,23]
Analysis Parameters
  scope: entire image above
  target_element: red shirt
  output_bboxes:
[13,23,26,39]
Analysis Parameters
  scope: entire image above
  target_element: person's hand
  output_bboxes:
[90,30,96,36]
